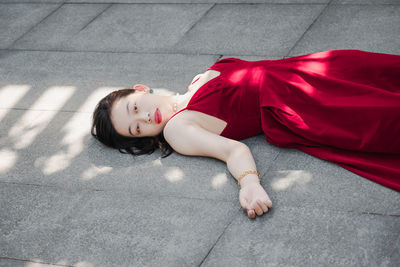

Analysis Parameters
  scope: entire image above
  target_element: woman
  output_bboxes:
[92,50,400,219]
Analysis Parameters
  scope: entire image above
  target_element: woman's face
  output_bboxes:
[110,85,171,138]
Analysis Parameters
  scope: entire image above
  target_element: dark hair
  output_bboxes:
[91,88,174,158]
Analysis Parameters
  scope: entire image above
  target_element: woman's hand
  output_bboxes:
[239,182,273,219]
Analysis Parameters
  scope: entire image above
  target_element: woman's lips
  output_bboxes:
[155,108,162,124]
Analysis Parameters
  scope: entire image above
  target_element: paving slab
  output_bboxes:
[0,3,60,49]
[0,259,62,267]
[265,148,400,215]
[386,238,400,267]
[0,183,92,256]
[11,3,111,51]
[1,183,239,266]
[0,1,329,3]
[201,206,400,266]
[289,4,400,56]
[172,3,326,57]
[65,0,329,3]
[13,3,214,53]
[333,0,400,4]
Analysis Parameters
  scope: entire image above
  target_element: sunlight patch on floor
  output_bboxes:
[37,87,118,176]
[81,164,113,181]
[152,158,163,166]
[8,86,76,149]
[0,148,17,174]
[164,167,184,182]
[211,172,228,189]
[271,170,312,191]
[0,84,30,122]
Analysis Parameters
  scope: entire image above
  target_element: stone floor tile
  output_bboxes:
[264,148,400,214]
[0,3,60,49]
[289,4,400,56]
[61,4,213,53]
[64,0,329,4]
[0,258,63,267]
[12,4,111,50]
[386,238,400,267]
[201,206,400,266]
[0,183,92,258]
[1,188,239,266]
[173,4,326,57]
[333,0,400,4]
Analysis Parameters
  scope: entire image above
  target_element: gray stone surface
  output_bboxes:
[1,183,239,266]
[266,149,400,214]
[39,4,214,53]
[12,4,111,51]
[1,0,399,266]
[201,206,400,266]
[333,0,400,4]
[36,0,330,3]
[173,3,326,57]
[0,3,60,49]
[387,238,400,267]
[289,4,400,56]
[0,259,62,267]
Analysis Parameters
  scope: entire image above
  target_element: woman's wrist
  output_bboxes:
[239,174,260,188]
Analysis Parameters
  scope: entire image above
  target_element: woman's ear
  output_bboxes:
[133,84,150,92]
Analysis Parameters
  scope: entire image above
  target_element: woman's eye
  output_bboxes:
[137,124,140,134]
[134,104,137,111]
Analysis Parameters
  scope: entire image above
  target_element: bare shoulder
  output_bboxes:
[163,116,244,163]
[188,70,221,91]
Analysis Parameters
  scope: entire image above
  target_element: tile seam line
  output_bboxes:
[65,2,400,5]
[385,233,400,259]
[0,2,353,5]
[284,0,334,58]
[74,3,113,35]
[0,181,235,203]
[257,149,281,179]
[179,3,215,41]
[1,48,284,58]
[1,1,399,4]
[0,256,73,267]
[0,107,93,114]
[198,210,238,266]
[1,181,399,216]
[7,3,64,49]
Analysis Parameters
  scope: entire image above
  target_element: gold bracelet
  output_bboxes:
[237,170,260,188]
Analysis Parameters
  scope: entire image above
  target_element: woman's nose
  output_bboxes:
[140,112,151,123]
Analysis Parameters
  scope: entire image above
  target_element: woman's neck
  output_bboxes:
[171,91,191,112]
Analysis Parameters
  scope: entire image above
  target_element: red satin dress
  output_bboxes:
[170,50,400,191]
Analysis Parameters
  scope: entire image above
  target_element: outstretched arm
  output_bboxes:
[227,144,273,218]
[164,120,272,219]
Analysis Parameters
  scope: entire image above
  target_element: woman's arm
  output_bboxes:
[163,120,272,219]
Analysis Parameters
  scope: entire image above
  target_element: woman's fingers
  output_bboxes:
[265,197,273,208]
[247,200,272,219]
[248,209,256,219]
[257,199,269,213]
[253,201,264,216]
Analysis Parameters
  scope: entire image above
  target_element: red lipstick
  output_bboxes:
[155,108,162,124]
